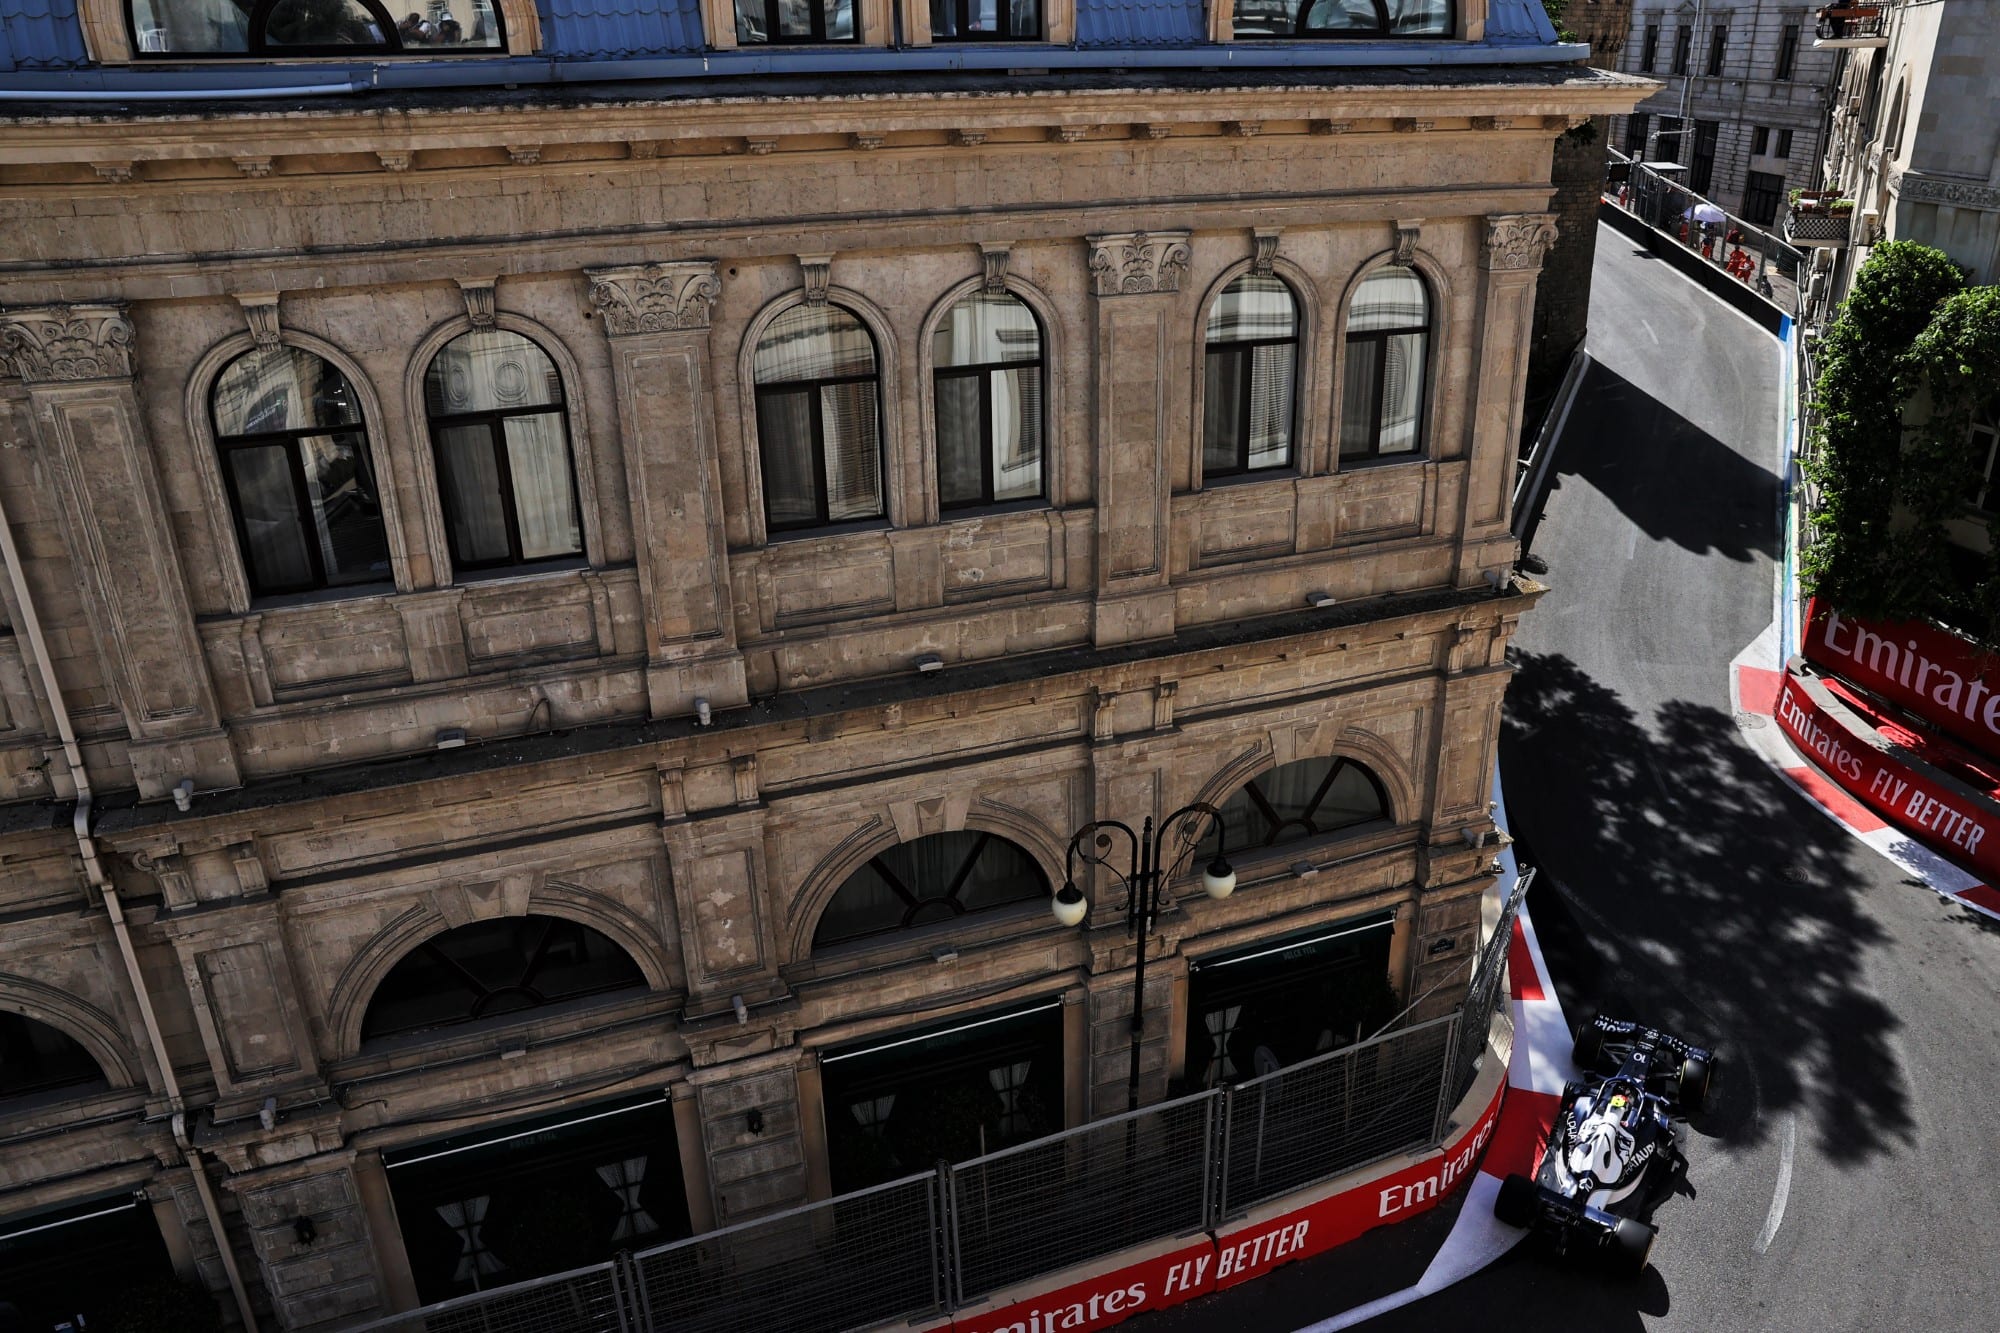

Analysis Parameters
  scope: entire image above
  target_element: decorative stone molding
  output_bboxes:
[234,292,282,348]
[1227,121,1263,138]
[586,262,723,335]
[0,303,136,384]
[376,151,411,172]
[1250,228,1281,277]
[852,132,886,151]
[979,242,1012,293]
[628,140,661,160]
[506,144,542,166]
[1472,116,1514,132]
[797,254,833,306]
[1394,219,1423,266]
[1394,118,1436,134]
[1049,125,1088,144]
[1086,231,1193,297]
[232,156,273,177]
[1481,213,1560,271]
[746,138,778,156]
[1135,123,1173,140]
[1892,170,2000,210]
[93,162,134,183]
[955,128,987,147]
[455,277,499,330]
[1312,120,1353,136]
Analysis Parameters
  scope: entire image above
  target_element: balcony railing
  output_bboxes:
[1785,193,1855,248]
[1814,5,1889,46]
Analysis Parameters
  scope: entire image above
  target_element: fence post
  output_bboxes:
[1198,1091,1216,1231]
[611,1250,641,1333]
[1214,1084,1235,1223]
[939,1161,963,1313]
[1430,1011,1461,1147]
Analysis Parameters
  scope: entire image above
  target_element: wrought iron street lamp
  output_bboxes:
[1050,803,1235,1112]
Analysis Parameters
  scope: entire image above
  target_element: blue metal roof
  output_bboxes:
[0,0,86,70]
[546,0,704,60]
[0,0,1579,77]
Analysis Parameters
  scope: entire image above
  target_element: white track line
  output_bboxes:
[1754,1114,1796,1255]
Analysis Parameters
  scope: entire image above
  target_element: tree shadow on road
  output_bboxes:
[1538,360,1779,566]
[1502,650,1913,1167]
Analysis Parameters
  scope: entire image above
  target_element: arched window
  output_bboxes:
[1231,0,1450,38]
[211,344,391,598]
[423,328,584,573]
[933,291,1045,509]
[0,1011,107,1100]
[1339,266,1431,463]
[127,0,505,56]
[813,831,1048,950]
[361,916,647,1042]
[1203,274,1300,478]
[1208,756,1391,856]
[754,303,884,533]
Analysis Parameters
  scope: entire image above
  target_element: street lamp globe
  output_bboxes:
[1201,855,1236,900]
[1051,881,1089,927]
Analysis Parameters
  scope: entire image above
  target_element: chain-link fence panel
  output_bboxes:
[948,1092,1216,1306]
[344,1263,627,1333]
[625,1172,943,1333]
[1450,869,1533,1104]
[1216,1015,1456,1218]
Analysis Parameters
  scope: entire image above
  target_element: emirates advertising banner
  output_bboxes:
[1775,671,2000,878]
[953,1080,1505,1333]
[1802,601,2000,759]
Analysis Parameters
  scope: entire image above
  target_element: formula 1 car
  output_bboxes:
[1493,1015,1715,1276]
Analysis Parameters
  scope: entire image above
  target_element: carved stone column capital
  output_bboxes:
[586,261,723,335]
[0,302,136,384]
[1481,213,1560,272]
[1086,230,1193,297]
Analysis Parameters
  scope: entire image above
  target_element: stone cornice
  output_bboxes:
[585,261,722,335]
[1891,170,2000,211]
[0,302,135,383]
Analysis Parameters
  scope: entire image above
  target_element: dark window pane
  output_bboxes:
[1204,348,1248,474]
[820,380,882,521]
[814,832,1045,950]
[992,366,1043,500]
[435,424,512,565]
[929,0,956,36]
[1009,0,1039,36]
[227,445,317,592]
[1776,128,1793,159]
[1207,757,1389,856]
[936,374,984,508]
[213,345,362,437]
[1233,0,1295,32]
[262,0,388,47]
[502,413,582,560]
[966,0,998,31]
[1300,0,1378,30]
[363,916,645,1042]
[734,0,769,40]
[129,0,253,53]
[1384,0,1448,34]
[1339,339,1381,458]
[0,1010,106,1099]
[425,329,563,417]
[300,432,391,585]
[824,0,854,37]
[757,390,819,528]
[1319,762,1388,827]
[778,0,814,37]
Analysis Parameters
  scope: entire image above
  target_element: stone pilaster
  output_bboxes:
[584,263,748,721]
[1085,231,1189,647]
[0,302,239,798]
[1457,216,1558,582]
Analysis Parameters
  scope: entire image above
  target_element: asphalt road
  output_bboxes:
[1140,226,2000,1331]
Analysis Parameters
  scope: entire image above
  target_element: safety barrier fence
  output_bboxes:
[351,875,1529,1333]
[1605,148,1805,314]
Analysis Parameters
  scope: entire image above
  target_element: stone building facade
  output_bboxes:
[0,3,1644,1328]
[1608,0,1839,224]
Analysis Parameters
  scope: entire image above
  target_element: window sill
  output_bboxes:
[763,517,893,545]
[242,579,398,613]
[1336,451,1429,472]
[453,555,591,586]
[938,496,1051,523]
[1194,466,1300,492]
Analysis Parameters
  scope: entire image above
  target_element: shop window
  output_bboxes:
[933,291,1045,509]
[930,0,1040,38]
[361,915,647,1042]
[733,0,859,43]
[1206,755,1391,859]
[0,1011,107,1101]
[812,830,1048,950]
[126,0,505,56]
[0,1192,177,1330]
[424,328,584,574]
[1203,274,1300,480]
[754,303,885,533]
[211,344,391,599]
[1230,0,1450,38]
[1339,266,1431,463]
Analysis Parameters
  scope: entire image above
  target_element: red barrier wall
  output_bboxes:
[1802,600,2000,760]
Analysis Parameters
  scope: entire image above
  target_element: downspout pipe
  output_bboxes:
[0,493,260,1332]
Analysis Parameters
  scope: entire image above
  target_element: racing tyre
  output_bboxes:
[1675,1054,1713,1116]
[1606,1217,1655,1278]
[1494,1174,1539,1228]
[1572,1016,1607,1070]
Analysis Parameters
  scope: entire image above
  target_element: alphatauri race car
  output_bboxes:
[1493,1015,1715,1276]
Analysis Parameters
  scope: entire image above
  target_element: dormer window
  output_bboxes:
[1231,0,1450,38]
[127,0,506,56]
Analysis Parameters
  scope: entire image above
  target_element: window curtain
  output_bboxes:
[1379,332,1424,454]
[226,446,314,591]
[299,432,391,584]
[1247,343,1295,469]
[1204,349,1248,472]
[992,367,1043,497]
[435,425,510,564]
[502,414,581,559]
[757,391,819,528]
[1338,340,1380,457]
[820,382,883,521]
[935,375,984,506]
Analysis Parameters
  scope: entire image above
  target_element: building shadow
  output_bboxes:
[1502,650,1912,1167]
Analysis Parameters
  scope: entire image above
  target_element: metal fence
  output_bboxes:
[351,873,1529,1333]
[1606,148,1804,313]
